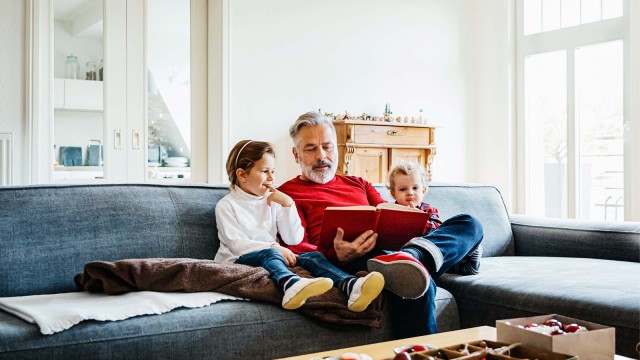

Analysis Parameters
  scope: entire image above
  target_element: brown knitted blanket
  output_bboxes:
[74,258,383,327]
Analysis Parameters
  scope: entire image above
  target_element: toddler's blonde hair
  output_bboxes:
[387,160,429,191]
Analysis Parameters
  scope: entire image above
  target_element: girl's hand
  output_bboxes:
[272,244,297,266]
[266,185,294,207]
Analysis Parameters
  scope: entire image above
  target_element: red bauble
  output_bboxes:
[564,324,581,333]
[544,319,563,329]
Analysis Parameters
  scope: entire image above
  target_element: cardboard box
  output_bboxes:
[496,314,615,360]
[390,339,577,360]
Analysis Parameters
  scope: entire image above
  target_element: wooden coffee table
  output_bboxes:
[277,326,495,360]
[277,326,633,360]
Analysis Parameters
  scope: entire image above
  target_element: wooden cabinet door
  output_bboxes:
[390,148,427,166]
[343,147,388,184]
[390,148,435,181]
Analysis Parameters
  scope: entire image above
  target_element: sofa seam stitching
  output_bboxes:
[165,188,186,256]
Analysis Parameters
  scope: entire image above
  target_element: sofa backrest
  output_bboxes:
[376,183,514,258]
[0,184,227,297]
[0,182,513,297]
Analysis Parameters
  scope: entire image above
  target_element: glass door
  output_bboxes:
[145,0,207,183]
[52,0,105,183]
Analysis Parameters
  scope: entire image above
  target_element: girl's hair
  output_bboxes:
[387,160,428,190]
[226,140,275,189]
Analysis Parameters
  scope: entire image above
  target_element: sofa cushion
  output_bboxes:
[0,287,457,359]
[511,214,640,262]
[437,256,640,357]
[0,184,227,297]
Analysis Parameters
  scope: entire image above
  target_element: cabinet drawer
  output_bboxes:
[351,125,431,146]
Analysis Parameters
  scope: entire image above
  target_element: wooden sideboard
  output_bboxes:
[333,120,436,184]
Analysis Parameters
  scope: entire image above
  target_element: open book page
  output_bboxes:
[375,202,425,212]
[325,205,377,211]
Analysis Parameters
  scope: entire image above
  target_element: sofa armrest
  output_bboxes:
[510,214,640,263]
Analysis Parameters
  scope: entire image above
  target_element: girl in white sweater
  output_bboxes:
[214,140,384,311]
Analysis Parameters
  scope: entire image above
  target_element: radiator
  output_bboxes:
[0,132,13,186]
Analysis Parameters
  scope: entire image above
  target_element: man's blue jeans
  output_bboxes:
[341,214,483,338]
[236,248,353,288]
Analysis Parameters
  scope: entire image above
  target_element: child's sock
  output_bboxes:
[280,275,300,292]
[450,244,483,275]
[339,277,357,297]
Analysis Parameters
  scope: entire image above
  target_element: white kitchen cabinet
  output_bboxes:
[54,78,103,111]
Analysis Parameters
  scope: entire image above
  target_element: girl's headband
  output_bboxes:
[234,141,253,168]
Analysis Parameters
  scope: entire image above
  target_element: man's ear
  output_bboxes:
[292,147,299,163]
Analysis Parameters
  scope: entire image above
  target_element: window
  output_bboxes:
[517,0,635,221]
[524,0,623,35]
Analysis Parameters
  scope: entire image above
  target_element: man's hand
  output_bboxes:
[272,244,297,266]
[266,185,294,207]
[333,228,377,263]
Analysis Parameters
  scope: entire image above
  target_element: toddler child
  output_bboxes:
[387,161,483,275]
[214,140,384,311]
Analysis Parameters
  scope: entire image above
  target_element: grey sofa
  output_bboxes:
[0,183,638,359]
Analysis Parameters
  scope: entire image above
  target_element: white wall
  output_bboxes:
[465,0,515,209]
[1,0,515,210]
[227,0,482,186]
[0,0,26,185]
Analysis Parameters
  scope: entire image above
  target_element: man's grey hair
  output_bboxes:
[289,111,337,145]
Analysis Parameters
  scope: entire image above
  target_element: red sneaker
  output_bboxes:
[367,253,429,299]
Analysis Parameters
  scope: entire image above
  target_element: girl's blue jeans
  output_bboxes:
[236,248,354,289]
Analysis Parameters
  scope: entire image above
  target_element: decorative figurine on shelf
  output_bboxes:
[327,108,432,125]
[384,102,393,122]
[419,109,426,124]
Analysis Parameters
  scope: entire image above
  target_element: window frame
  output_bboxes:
[515,0,639,221]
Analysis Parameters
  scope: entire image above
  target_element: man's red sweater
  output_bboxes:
[278,175,386,264]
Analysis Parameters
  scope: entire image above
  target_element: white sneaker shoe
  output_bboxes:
[347,272,385,312]
[282,277,333,310]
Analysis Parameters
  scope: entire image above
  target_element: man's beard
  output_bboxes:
[300,158,337,184]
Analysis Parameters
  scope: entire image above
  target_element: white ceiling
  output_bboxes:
[54,0,102,39]
[53,0,189,39]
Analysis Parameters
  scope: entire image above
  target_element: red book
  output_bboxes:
[318,203,430,253]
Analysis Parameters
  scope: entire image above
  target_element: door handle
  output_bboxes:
[114,129,122,150]
[132,130,140,150]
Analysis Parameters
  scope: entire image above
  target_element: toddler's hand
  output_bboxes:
[266,185,294,207]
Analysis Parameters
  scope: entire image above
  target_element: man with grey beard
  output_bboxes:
[278,111,483,337]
